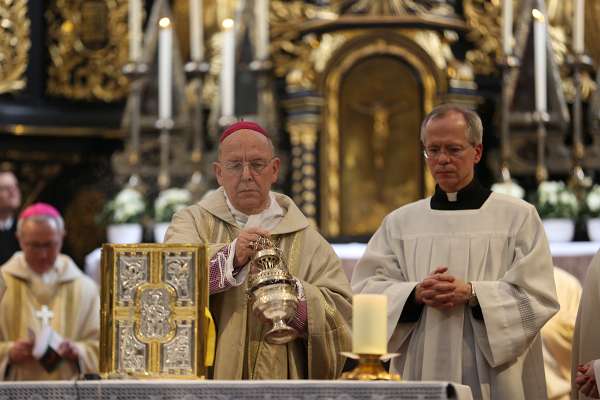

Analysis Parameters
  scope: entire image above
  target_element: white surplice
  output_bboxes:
[571,250,600,400]
[352,192,559,399]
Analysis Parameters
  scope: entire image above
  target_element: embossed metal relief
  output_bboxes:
[101,244,209,379]
[118,255,149,301]
[138,286,175,341]
[118,321,148,372]
[162,323,193,373]
[0,0,30,94]
[46,0,129,101]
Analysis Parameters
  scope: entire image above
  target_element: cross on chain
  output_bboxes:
[35,305,54,328]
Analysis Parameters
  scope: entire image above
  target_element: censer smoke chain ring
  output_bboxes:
[247,237,299,344]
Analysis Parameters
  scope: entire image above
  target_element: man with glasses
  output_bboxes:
[352,104,558,399]
[0,203,99,380]
[0,171,22,265]
[165,121,352,379]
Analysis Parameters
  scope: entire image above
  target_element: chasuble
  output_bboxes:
[0,252,100,380]
[352,192,558,399]
[165,188,352,379]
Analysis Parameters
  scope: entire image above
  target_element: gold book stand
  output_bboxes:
[99,243,212,379]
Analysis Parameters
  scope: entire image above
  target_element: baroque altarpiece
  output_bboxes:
[1,0,600,255]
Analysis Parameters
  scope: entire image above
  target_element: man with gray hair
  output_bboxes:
[0,203,99,380]
[352,104,558,399]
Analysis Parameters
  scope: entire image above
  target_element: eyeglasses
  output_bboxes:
[22,241,61,251]
[220,159,272,175]
[423,144,473,160]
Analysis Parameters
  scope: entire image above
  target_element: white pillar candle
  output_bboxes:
[502,0,513,55]
[128,0,142,61]
[189,0,204,61]
[573,0,585,54]
[353,294,387,355]
[255,0,269,60]
[533,9,547,113]
[159,17,173,120]
[220,18,235,118]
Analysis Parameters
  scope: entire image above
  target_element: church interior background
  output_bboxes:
[1,0,599,268]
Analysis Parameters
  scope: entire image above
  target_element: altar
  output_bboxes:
[0,380,473,400]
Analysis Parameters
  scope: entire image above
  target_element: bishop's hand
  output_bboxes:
[9,339,34,364]
[58,340,79,362]
[234,228,271,268]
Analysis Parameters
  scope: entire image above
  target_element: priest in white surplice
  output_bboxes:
[352,105,559,399]
[572,250,600,399]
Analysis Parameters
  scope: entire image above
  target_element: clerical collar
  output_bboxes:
[224,191,284,229]
[430,179,491,210]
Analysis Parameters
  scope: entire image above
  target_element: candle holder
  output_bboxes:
[533,110,550,183]
[249,59,277,140]
[498,54,520,183]
[340,353,401,381]
[566,52,594,196]
[184,60,210,200]
[155,118,174,190]
[122,61,150,190]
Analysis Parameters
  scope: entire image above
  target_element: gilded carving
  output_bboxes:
[0,0,30,94]
[463,0,503,75]
[322,37,438,237]
[101,244,210,379]
[46,0,129,101]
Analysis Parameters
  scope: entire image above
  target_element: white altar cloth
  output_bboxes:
[0,379,473,400]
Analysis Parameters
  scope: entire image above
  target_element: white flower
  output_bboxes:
[154,188,192,222]
[491,181,525,199]
[586,185,600,214]
[536,180,579,219]
[106,188,146,223]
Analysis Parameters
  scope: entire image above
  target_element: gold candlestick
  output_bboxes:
[340,353,401,381]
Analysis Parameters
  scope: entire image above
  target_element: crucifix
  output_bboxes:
[35,305,54,328]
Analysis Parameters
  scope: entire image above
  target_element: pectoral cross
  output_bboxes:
[35,305,54,328]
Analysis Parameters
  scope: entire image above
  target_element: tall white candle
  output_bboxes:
[502,0,513,55]
[220,19,235,118]
[159,17,173,120]
[533,9,547,113]
[128,0,142,61]
[353,294,387,355]
[573,0,585,54]
[189,0,204,61]
[255,0,269,60]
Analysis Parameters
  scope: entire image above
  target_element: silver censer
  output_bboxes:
[247,237,299,344]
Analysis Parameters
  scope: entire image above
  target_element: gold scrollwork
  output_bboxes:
[0,0,30,94]
[463,0,503,75]
[46,0,129,101]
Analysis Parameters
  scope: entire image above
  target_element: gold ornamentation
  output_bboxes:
[322,34,438,237]
[0,0,30,94]
[463,0,503,75]
[101,244,210,379]
[46,0,129,101]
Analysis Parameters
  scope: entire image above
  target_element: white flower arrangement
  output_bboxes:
[103,188,146,224]
[585,185,600,218]
[154,188,192,223]
[491,181,525,199]
[536,181,579,219]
